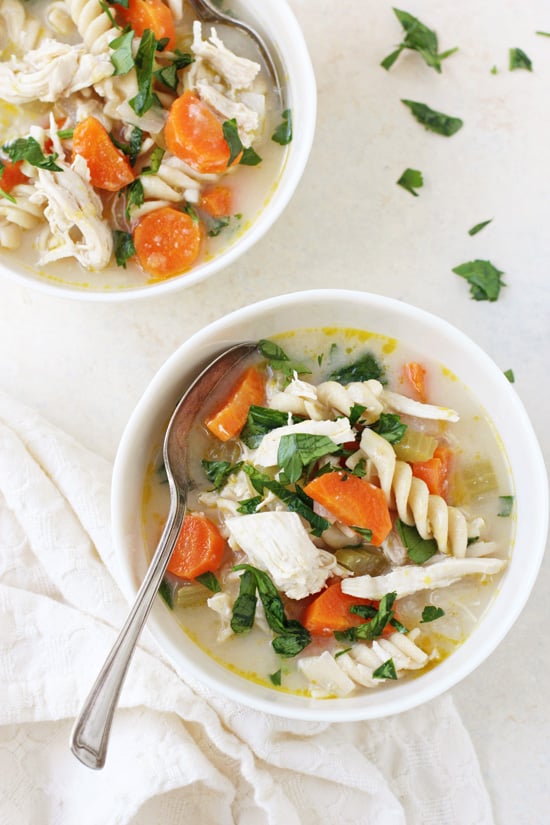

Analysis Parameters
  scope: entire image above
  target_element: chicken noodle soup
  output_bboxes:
[0,0,289,287]
[142,328,514,698]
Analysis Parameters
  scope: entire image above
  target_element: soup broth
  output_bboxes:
[142,328,514,698]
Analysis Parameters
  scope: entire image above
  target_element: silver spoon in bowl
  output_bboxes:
[187,0,284,100]
[70,341,257,770]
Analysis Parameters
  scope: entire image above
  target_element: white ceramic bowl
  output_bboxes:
[0,0,316,301]
[112,289,548,720]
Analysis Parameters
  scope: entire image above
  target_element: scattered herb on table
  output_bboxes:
[397,167,424,196]
[503,368,515,383]
[509,48,533,71]
[468,219,493,236]
[381,8,458,73]
[401,100,463,136]
[452,259,506,301]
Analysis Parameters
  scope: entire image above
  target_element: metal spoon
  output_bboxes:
[187,0,283,99]
[70,341,257,770]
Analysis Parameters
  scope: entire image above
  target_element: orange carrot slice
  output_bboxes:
[133,206,202,278]
[302,582,377,636]
[199,185,233,217]
[0,159,28,192]
[205,366,265,441]
[411,445,453,499]
[167,512,226,579]
[73,116,135,191]
[402,361,427,403]
[165,90,241,175]
[303,471,392,546]
[115,0,176,49]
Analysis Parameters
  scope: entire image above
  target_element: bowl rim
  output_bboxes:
[0,0,317,302]
[111,288,549,720]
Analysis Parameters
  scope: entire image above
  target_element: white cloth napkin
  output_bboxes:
[0,391,495,825]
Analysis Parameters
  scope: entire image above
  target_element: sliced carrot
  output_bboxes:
[167,512,226,579]
[204,365,265,442]
[302,581,377,636]
[165,90,241,175]
[411,445,453,499]
[72,116,135,191]
[402,361,427,403]
[133,206,202,278]
[199,185,233,217]
[0,159,28,192]
[115,0,176,49]
[303,471,392,546]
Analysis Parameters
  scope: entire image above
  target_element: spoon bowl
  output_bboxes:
[70,341,257,769]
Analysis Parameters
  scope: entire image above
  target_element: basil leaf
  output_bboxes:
[272,108,292,145]
[382,9,457,73]
[230,570,258,633]
[421,605,445,622]
[371,413,407,444]
[498,495,514,517]
[328,351,385,384]
[509,47,532,71]
[349,403,367,427]
[236,495,263,514]
[3,137,62,171]
[113,229,136,267]
[452,259,506,301]
[397,167,423,196]
[222,119,243,166]
[272,629,310,657]
[125,178,144,218]
[202,459,242,490]
[110,28,134,75]
[111,126,143,165]
[141,145,165,175]
[401,99,463,136]
[158,578,173,609]
[269,669,282,685]
[130,29,161,116]
[468,218,493,236]
[277,433,340,484]
[258,338,310,378]
[195,571,221,593]
[240,146,262,166]
[240,405,296,449]
[396,518,438,563]
[343,592,397,641]
[372,658,397,680]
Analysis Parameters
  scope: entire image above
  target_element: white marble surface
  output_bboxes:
[1,0,549,821]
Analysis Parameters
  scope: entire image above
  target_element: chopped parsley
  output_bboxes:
[401,100,463,136]
[452,259,506,301]
[381,8,457,73]
[371,413,407,444]
[420,605,445,623]
[397,167,423,196]
[3,137,62,171]
[468,218,493,236]
[509,48,533,71]
[503,368,515,383]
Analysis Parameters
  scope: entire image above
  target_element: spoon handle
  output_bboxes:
[70,497,186,769]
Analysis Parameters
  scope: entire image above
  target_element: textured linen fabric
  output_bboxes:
[0,392,495,825]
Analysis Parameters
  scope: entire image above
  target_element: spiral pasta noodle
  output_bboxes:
[0,185,45,250]
[66,0,119,54]
[0,0,43,53]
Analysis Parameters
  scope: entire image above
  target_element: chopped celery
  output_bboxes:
[393,429,437,462]
[455,459,498,502]
[335,547,390,576]
[175,581,211,608]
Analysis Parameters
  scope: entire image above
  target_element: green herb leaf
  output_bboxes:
[204,214,231,237]
[230,569,258,633]
[509,47,533,71]
[258,339,311,379]
[371,413,407,444]
[503,368,515,383]
[335,592,397,642]
[202,459,243,490]
[350,525,373,541]
[125,177,144,218]
[195,571,221,592]
[401,99,463,136]
[111,126,143,165]
[269,669,282,685]
[468,218,493,236]
[109,28,135,75]
[130,29,161,116]
[241,405,298,449]
[277,433,340,484]
[158,578,173,609]
[222,119,243,166]
[240,146,263,166]
[236,495,263,514]
[3,137,62,171]
[498,495,514,517]
[272,108,292,145]
[349,403,367,427]
[57,128,74,140]
[452,259,506,301]
[154,50,194,89]
[141,145,165,175]
[328,351,385,384]
[397,167,423,196]
[372,658,397,680]
[420,605,445,622]
[382,9,457,73]
[113,229,136,267]
[396,518,438,563]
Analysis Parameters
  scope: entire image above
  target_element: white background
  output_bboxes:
[1,1,549,821]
